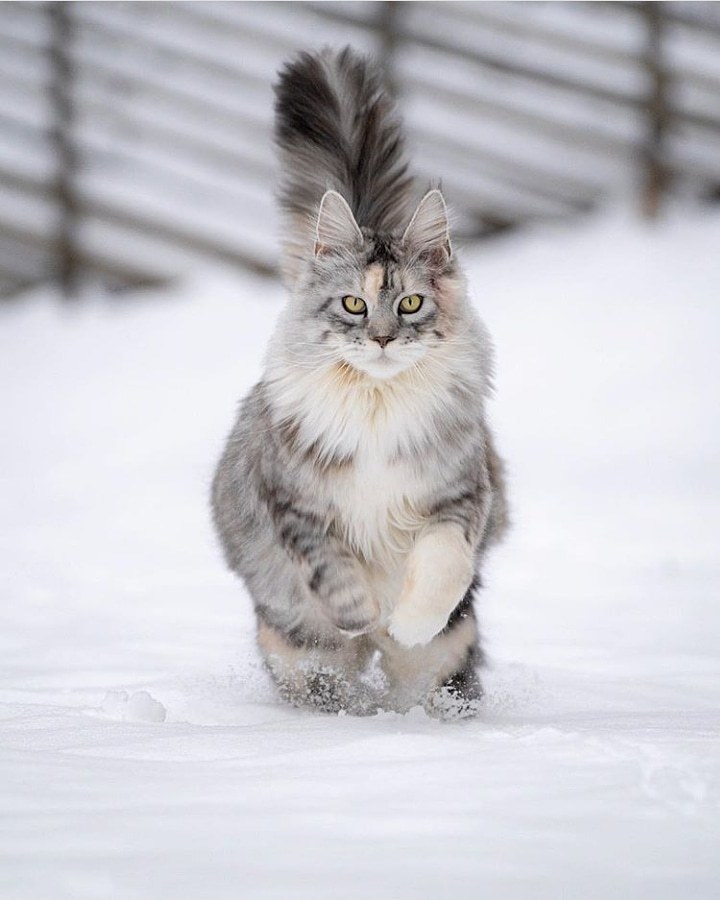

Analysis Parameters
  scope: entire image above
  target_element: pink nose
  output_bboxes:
[372,335,396,349]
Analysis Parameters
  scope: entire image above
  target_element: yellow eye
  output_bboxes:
[342,295,367,315]
[398,294,423,314]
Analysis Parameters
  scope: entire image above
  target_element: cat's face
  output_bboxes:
[311,238,449,379]
[298,190,460,381]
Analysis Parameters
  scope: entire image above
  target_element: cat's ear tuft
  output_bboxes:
[402,189,452,261]
[315,190,363,257]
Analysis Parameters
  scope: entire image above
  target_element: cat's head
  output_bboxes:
[293,189,465,380]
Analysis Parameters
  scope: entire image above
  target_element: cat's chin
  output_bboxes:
[344,354,418,381]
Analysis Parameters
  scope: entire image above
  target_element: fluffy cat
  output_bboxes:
[211,48,508,718]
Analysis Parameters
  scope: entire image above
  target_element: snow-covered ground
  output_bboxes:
[1,210,719,899]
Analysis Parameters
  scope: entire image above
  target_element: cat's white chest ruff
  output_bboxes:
[331,449,425,564]
[269,359,443,561]
[324,386,434,564]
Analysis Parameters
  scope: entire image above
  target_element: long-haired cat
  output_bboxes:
[212,48,508,718]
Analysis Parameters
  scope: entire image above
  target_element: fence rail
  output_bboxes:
[0,0,719,298]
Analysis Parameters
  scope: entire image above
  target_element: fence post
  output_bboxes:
[641,2,668,219]
[377,1,400,97]
[48,1,79,297]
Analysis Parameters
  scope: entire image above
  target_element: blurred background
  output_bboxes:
[1,0,720,298]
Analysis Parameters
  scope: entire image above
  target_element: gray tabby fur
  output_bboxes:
[211,48,508,718]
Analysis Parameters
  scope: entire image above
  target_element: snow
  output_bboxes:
[1,209,720,898]
[100,690,167,724]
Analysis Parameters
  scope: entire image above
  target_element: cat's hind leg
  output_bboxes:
[257,620,375,715]
[424,639,483,721]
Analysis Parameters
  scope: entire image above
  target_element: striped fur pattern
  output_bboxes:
[212,48,508,718]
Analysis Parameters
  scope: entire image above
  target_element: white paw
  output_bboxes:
[387,607,449,648]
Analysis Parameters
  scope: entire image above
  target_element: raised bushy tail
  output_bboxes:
[274,47,414,283]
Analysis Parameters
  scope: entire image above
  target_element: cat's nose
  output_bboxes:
[372,335,396,349]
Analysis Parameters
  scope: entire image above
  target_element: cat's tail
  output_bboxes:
[274,47,415,283]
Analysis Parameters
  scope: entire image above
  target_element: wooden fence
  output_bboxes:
[0,0,719,298]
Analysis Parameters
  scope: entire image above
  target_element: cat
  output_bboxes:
[211,47,508,718]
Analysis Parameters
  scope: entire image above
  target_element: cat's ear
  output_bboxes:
[315,190,363,257]
[402,189,452,261]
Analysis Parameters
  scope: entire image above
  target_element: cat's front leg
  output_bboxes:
[388,523,475,648]
[265,485,379,635]
[306,550,380,636]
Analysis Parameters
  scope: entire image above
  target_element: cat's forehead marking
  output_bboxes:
[362,263,385,308]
